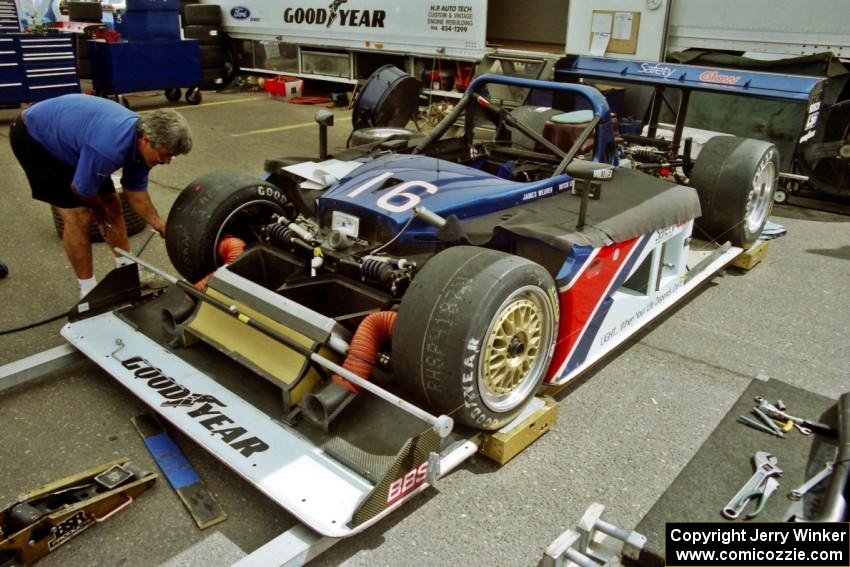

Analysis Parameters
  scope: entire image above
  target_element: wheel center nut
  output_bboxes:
[508,336,525,357]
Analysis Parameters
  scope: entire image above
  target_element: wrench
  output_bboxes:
[722,452,782,520]
[754,397,834,436]
[789,462,833,500]
[792,422,812,436]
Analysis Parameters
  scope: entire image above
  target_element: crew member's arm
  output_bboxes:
[72,148,116,227]
[123,189,166,236]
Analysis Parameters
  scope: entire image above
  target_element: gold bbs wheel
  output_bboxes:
[480,286,554,412]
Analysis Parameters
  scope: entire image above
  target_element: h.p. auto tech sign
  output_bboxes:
[217,0,487,57]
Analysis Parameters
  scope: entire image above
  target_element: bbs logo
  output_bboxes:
[386,461,428,505]
[230,6,251,19]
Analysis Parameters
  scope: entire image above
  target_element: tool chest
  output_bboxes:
[0,33,80,106]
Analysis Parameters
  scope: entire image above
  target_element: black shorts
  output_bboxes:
[9,114,115,209]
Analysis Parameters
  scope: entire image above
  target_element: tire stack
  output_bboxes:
[180,3,227,91]
[50,192,146,242]
[74,18,104,80]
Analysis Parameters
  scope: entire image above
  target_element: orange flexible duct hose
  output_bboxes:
[332,310,397,393]
[194,236,246,291]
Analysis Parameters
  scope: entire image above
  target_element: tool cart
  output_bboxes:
[88,0,201,107]
[88,39,201,107]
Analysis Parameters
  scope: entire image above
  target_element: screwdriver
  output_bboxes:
[737,415,785,438]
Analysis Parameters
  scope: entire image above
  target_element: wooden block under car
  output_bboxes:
[731,239,769,270]
[131,414,226,529]
[479,396,559,465]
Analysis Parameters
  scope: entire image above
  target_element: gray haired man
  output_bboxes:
[10,94,192,298]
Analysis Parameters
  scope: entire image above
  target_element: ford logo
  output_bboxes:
[230,6,251,19]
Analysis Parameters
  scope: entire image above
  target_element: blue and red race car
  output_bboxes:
[63,63,783,537]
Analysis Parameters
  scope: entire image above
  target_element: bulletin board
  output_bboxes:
[589,10,641,54]
[566,0,671,62]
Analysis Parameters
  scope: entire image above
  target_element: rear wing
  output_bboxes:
[555,55,824,103]
[556,55,826,155]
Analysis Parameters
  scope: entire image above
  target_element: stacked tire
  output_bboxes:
[181,3,227,91]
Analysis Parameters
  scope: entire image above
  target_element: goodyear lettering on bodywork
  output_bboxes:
[121,356,269,458]
[283,5,386,28]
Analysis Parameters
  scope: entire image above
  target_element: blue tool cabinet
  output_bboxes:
[0,34,80,106]
[88,39,202,105]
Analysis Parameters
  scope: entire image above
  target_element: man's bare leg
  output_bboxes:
[57,206,94,279]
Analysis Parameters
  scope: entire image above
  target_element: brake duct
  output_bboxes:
[194,236,246,291]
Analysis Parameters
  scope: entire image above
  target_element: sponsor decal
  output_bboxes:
[282,0,386,28]
[230,6,251,19]
[799,129,816,143]
[639,63,676,79]
[805,111,819,130]
[651,224,676,245]
[48,511,92,550]
[387,461,428,505]
[698,70,741,85]
[121,356,269,458]
[522,182,570,202]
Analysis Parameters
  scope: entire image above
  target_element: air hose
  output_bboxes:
[0,231,157,336]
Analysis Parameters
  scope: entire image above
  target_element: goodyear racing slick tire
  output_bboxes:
[393,246,557,430]
[689,136,778,249]
[166,171,295,282]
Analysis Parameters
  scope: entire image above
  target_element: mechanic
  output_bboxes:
[9,93,192,298]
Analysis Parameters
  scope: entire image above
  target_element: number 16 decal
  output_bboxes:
[346,172,438,213]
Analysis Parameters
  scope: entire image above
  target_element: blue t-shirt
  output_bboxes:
[24,94,150,197]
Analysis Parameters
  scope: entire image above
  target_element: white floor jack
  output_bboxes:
[542,503,647,567]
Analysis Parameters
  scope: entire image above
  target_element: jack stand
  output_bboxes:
[541,529,600,567]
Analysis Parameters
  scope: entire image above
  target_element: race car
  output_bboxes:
[63,67,777,537]
[164,68,777,428]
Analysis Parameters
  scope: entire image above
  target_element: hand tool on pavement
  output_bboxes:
[737,415,784,438]
[789,461,834,501]
[754,397,836,437]
[722,451,782,519]
[743,476,781,518]
[751,407,786,436]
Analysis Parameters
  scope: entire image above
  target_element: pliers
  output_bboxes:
[739,476,781,518]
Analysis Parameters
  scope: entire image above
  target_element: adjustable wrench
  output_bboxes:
[722,452,782,520]
[789,462,833,500]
